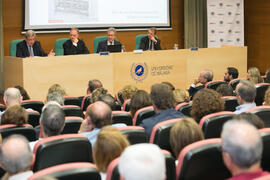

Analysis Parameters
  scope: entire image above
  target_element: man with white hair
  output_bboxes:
[0,135,33,179]
[221,120,269,179]
[119,144,166,180]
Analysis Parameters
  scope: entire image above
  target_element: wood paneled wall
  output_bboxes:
[2,0,184,55]
[245,0,270,74]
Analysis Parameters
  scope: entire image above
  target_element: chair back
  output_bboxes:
[175,101,192,117]
[0,104,6,112]
[229,78,245,90]
[0,124,37,141]
[176,139,230,180]
[222,96,238,111]
[119,126,148,145]
[149,118,183,154]
[33,134,92,172]
[64,96,81,107]
[259,128,270,172]
[21,100,44,114]
[81,95,91,111]
[135,34,146,50]
[132,106,155,126]
[93,36,107,53]
[26,109,40,127]
[255,83,270,106]
[205,80,226,90]
[54,38,69,56]
[9,39,24,57]
[199,111,234,139]
[246,106,270,127]
[112,111,132,125]
[62,117,83,134]
[122,99,131,112]
[61,105,84,118]
[29,162,101,180]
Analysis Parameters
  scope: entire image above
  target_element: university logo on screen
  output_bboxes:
[130,63,148,82]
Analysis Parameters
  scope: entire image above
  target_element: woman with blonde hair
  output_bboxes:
[247,67,264,84]
[173,89,189,106]
[93,126,129,180]
[263,87,270,106]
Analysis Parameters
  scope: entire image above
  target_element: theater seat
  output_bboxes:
[93,36,107,53]
[81,94,91,111]
[149,118,183,154]
[33,134,92,172]
[199,111,235,139]
[54,38,69,56]
[255,83,270,106]
[64,96,81,107]
[61,105,84,118]
[0,124,36,141]
[229,78,245,90]
[21,100,44,114]
[28,162,101,180]
[9,39,24,57]
[61,116,83,134]
[205,80,227,90]
[0,104,6,112]
[176,138,230,180]
[246,106,270,127]
[118,126,148,144]
[259,128,270,171]
[222,96,238,112]
[132,106,155,126]
[175,101,192,117]
[122,99,131,112]
[112,111,132,125]
[26,109,40,127]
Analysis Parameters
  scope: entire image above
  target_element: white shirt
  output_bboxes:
[9,171,33,180]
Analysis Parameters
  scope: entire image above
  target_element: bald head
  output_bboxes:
[0,135,32,174]
[87,101,112,128]
[4,87,22,107]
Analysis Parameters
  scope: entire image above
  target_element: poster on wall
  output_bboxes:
[207,0,244,48]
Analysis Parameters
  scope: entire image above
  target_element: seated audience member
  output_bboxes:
[139,27,161,51]
[63,28,89,55]
[224,67,239,83]
[216,84,234,96]
[93,126,129,180]
[162,81,175,91]
[173,89,190,105]
[263,87,270,105]
[98,94,118,111]
[87,79,103,95]
[130,90,152,118]
[79,101,126,147]
[90,87,108,104]
[265,68,270,83]
[0,88,22,119]
[188,69,213,98]
[221,120,269,179]
[16,30,54,58]
[170,117,204,158]
[47,84,67,97]
[191,89,225,123]
[140,83,184,136]
[117,85,138,106]
[96,27,122,53]
[247,67,264,84]
[46,92,64,106]
[14,86,30,100]
[29,104,65,150]
[1,105,28,126]
[233,113,264,129]
[234,80,257,114]
[119,143,166,180]
[0,135,33,179]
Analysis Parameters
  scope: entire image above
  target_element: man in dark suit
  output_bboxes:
[63,28,89,55]
[139,27,161,51]
[16,30,54,58]
[96,27,122,53]
[188,69,213,98]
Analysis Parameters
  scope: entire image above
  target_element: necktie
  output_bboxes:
[29,46,34,56]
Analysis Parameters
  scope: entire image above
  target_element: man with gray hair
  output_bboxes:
[188,69,213,98]
[221,120,269,179]
[0,135,33,179]
[119,143,166,180]
[16,29,54,58]
[96,27,122,53]
[234,80,256,114]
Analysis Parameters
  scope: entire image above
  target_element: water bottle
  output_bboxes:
[121,45,126,52]
[174,44,179,50]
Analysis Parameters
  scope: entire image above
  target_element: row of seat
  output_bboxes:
[9,34,149,57]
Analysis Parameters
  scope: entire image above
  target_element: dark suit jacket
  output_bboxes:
[96,40,121,53]
[188,85,205,99]
[16,40,47,58]
[63,39,89,55]
[139,36,161,51]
